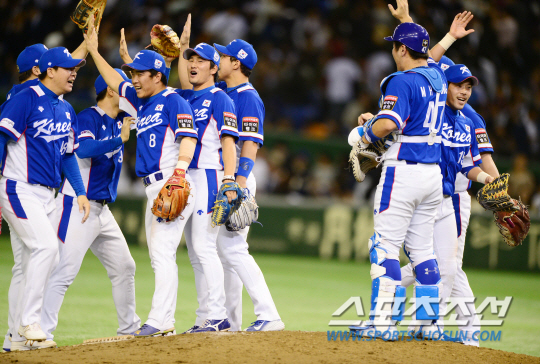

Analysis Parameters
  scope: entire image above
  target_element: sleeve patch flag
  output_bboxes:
[177,114,194,129]
[223,112,237,128]
[242,117,259,133]
[475,128,489,144]
[382,95,398,110]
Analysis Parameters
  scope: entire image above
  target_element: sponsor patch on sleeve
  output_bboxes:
[177,114,194,129]
[79,130,95,139]
[242,117,259,133]
[223,112,237,128]
[382,95,398,110]
[475,128,489,144]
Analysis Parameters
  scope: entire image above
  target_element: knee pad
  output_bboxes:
[413,259,441,285]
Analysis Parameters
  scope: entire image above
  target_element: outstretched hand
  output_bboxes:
[84,13,98,54]
[119,28,133,64]
[179,13,191,49]
[388,0,413,23]
[449,11,475,39]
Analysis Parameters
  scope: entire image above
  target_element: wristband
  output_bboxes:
[176,160,189,170]
[237,157,255,178]
[439,33,456,51]
[476,171,490,184]
[365,126,381,143]
[222,175,235,182]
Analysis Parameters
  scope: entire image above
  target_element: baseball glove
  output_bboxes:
[211,182,243,227]
[151,169,191,221]
[349,143,382,183]
[150,25,181,58]
[494,198,530,247]
[363,117,395,154]
[71,0,107,33]
[476,173,519,212]
[226,188,259,231]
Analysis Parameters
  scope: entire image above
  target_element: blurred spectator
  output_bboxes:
[509,154,535,205]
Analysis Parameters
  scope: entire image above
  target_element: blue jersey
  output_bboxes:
[119,82,197,177]
[176,86,238,170]
[1,79,40,112]
[461,103,493,154]
[0,83,78,187]
[60,106,125,202]
[440,107,482,195]
[375,58,447,164]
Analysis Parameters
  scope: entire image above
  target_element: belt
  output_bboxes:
[406,161,417,165]
[395,135,442,144]
[36,184,53,190]
[143,171,164,187]
[91,199,108,206]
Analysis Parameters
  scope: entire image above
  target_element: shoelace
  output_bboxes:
[139,324,151,332]
[250,320,265,327]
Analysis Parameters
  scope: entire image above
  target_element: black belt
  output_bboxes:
[405,160,417,165]
[91,199,108,206]
[37,184,53,190]
[143,172,163,187]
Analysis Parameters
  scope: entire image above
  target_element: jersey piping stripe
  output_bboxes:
[452,193,462,237]
[195,122,210,168]
[205,169,218,213]
[57,194,73,243]
[6,180,27,219]
[379,167,396,213]
[215,122,224,169]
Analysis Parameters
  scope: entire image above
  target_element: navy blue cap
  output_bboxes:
[384,22,430,54]
[95,68,131,95]
[121,50,168,82]
[214,39,257,70]
[438,55,455,71]
[183,43,220,66]
[17,44,48,73]
[444,64,479,86]
[38,47,86,73]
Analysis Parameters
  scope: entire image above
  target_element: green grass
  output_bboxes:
[0,239,539,357]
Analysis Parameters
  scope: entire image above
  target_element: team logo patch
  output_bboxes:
[242,117,259,133]
[65,112,71,120]
[223,112,237,128]
[102,125,107,130]
[177,114,194,129]
[422,39,428,47]
[203,99,211,107]
[38,106,44,112]
[237,49,248,59]
[381,95,398,110]
[117,121,122,128]
[475,128,489,144]
[154,59,163,69]
[155,104,164,111]
[465,125,470,132]
[441,64,450,71]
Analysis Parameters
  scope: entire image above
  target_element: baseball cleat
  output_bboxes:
[245,320,285,332]
[181,325,200,334]
[191,319,230,333]
[11,339,57,351]
[132,324,175,338]
[18,323,46,341]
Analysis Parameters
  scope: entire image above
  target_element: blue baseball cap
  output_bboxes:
[444,64,479,86]
[214,39,257,70]
[95,68,131,95]
[121,50,168,82]
[438,55,455,71]
[38,47,86,73]
[384,22,430,54]
[183,43,220,67]
[17,44,48,73]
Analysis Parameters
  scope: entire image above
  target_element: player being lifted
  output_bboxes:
[84,21,199,337]
[0,47,90,350]
[41,69,141,343]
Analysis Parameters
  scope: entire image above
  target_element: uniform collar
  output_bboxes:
[192,85,215,99]
[38,81,62,106]
[141,87,167,105]
[446,105,460,118]
[227,82,250,94]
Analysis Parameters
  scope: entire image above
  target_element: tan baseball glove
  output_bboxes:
[71,0,107,33]
[151,169,191,221]
[150,25,181,58]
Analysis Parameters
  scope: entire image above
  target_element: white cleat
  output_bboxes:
[11,339,57,351]
[244,320,285,332]
[18,323,46,341]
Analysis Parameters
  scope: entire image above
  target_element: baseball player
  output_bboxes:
[400,64,495,340]
[347,21,448,339]
[84,24,198,337]
[2,42,89,352]
[211,39,284,332]
[174,40,239,333]
[40,69,141,343]
[0,47,90,350]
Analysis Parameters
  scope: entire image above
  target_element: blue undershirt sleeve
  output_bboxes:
[76,137,123,159]
[62,153,86,196]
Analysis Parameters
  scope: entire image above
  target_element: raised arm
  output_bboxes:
[388,0,413,23]
[430,11,475,62]
[119,28,133,64]
[84,21,124,94]
[178,14,192,90]
[71,39,88,60]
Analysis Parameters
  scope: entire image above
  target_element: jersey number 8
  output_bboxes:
[149,133,156,148]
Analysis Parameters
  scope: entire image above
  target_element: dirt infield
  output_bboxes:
[2,331,539,364]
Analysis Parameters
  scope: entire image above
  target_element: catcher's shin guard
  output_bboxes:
[368,233,404,325]
[409,258,441,334]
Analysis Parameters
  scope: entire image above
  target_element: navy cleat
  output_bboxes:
[181,325,200,334]
[245,320,285,332]
[133,324,175,338]
[192,319,231,333]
